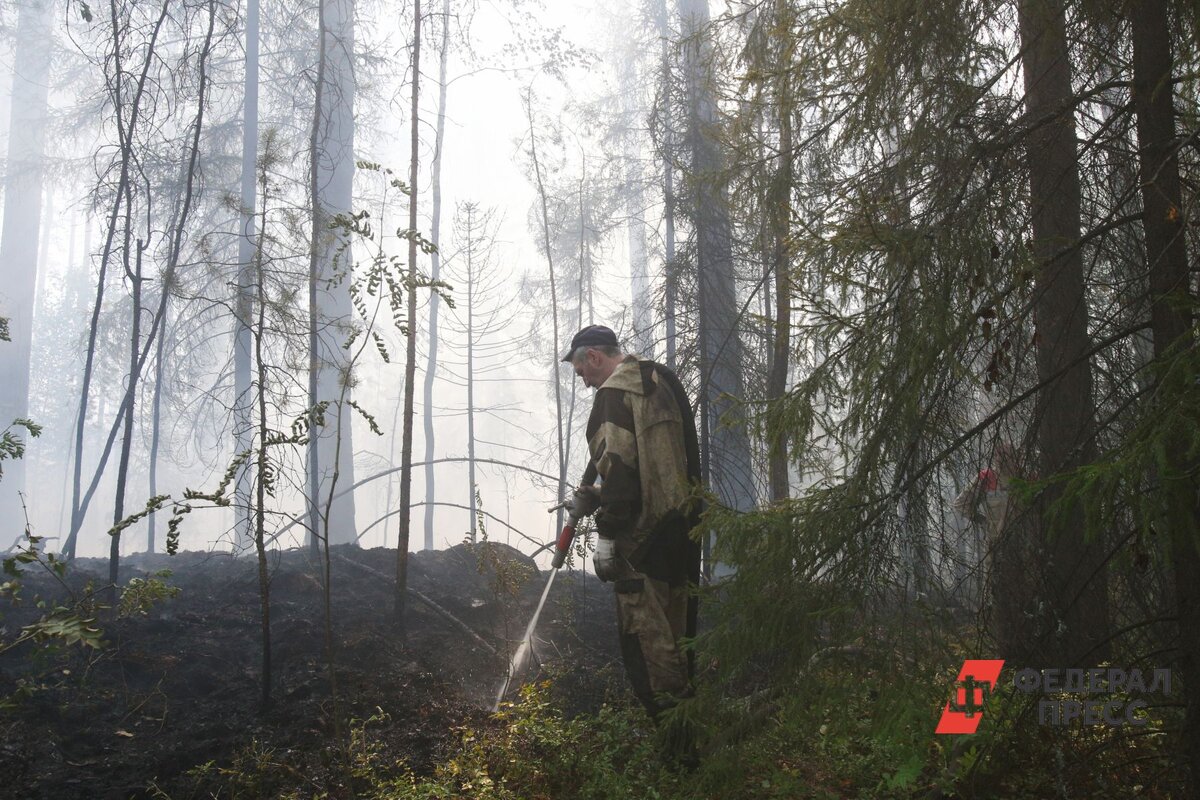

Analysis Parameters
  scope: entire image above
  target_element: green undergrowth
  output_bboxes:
[162,677,924,799]
[157,656,1181,799]
[397,683,686,800]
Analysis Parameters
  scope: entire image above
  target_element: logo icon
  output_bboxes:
[936,660,1005,734]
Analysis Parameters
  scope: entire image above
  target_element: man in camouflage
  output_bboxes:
[562,325,702,717]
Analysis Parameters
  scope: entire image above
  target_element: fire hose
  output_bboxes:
[547,461,597,570]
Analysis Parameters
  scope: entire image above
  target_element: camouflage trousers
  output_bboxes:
[612,568,691,716]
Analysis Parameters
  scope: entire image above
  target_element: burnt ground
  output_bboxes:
[0,542,624,799]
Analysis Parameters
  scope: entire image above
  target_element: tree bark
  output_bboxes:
[766,0,792,503]
[1128,0,1199,786]
[1017,0,1109,664]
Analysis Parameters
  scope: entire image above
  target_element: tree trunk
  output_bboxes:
[234,0,260,550]
[21,183,54,517]
[65,0,171,559]
[561,161,588,505]
[579,163,589,329]
[620,53,653,358]
[111,0,214,575]
[679,0,757,574]
[1017,0,1109,664]
[766,1,792,503]
[394,0,421,629]
[0,0,52,530]
[422,0,450,551]
[147,300,167,553]
[305,1,351,740]
[466,207,478,542]
[382,390,402,547]
[110,238,145,593]
[307,0,328,556]
[56,215,83,538]
[153,0,215,560]
[525,93,568,537]
[253,167,272,711]
[309,0,358,548]
[1128,0,1199,786]
[657,1,678,370]
[664,164,678,370]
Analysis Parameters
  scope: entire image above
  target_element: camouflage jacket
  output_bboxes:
[585,356,700,577]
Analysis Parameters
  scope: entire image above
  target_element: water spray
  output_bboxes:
[492,465,596,711]
[492,564,557,711]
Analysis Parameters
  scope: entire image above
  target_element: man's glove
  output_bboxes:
[571,485,601,518]
[594,535,620,582]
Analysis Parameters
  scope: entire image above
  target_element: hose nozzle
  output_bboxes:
[551,522,576,569]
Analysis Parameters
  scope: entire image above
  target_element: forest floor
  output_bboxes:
[0,542,624,800]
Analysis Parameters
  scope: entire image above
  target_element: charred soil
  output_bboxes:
[0,542,622,799]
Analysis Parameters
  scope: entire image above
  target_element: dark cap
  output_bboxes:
[561,325,619,362]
